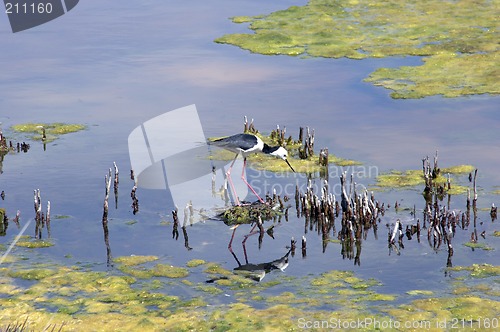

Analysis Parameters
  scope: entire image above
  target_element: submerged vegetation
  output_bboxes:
[215,0,499,98]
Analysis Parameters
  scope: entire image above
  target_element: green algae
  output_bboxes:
[448,264,500,278]
[152,264,189,278]
[204,262,232,276]
[1,258,499,331]
[10,123,86,142]
[231,16,254,24]
[7,268,57,280]
[374,165,473,193]
[330,155,363,167]
[114,255,159,266]
[220,204,280,225]
[112,255,189,279]
[441,165,476,174]
[186,259,206,268]
[463,242,494,251]
[376,169,424,188]
[215,0,499,98]
[366,52,499,98]
[14,237,54,248]
[196,284,223,295]
[493,231,500,237]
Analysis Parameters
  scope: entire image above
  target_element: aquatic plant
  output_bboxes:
[11,123,85,142]
[374,151,474,196]
[215,0,499,98]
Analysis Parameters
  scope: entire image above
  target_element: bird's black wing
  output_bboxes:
[209,133,258,152]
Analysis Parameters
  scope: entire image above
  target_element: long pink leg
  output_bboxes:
[228,225,239,252]
[241,158,265,203]
[226,154,241,205]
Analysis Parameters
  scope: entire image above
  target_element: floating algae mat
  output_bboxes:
[215,0,499,98]
[373,164,475,194]
[11,123,86,142]
[0,252,499,330]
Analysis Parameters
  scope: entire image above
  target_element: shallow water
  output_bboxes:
[1,0,499,312]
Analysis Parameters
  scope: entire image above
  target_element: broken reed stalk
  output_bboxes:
[34,189,42,239]
[131,185,139,215]
[243,116,258,134]
[113,162,119,209]
[290,237,297,257]
[13,210,20,228]
[491,204,497,221]
[318,148,329,167]
[472,169,478,207]
[130,170,139,215]
[102,168,113,266]
[182,202,193,250]
[298,126,315,160]
[172,208,179,240]
[102,168,112,223]
[301,235,307,258]
[46,200,51,238]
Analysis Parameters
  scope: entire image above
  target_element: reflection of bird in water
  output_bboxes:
[209,133,295,205]
[206,222,291,283]
[232,249,291,282]
[206,249,291,283]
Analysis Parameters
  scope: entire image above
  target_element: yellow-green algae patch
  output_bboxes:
[11,123,86,142]
[374,165,473,193]
[151,264,189,278]
[448,264,500,278]
[441,165,476,174]
[113,256,189,279]
[7,268,57,280]
[215,0,499,99]
[376,169,425,188]
[186,259,206,268]
[114,255,159,266]
[1,259,499,331]
[463,242,494,251]
[14,235,54,248]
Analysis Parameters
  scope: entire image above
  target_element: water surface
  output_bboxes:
[1,0,499,309]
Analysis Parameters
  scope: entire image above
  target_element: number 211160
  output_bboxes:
[5,2,53,14]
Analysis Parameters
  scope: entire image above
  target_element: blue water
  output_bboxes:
[1,0,499,303]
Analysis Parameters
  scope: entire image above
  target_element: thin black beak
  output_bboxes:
[284,158,295,173]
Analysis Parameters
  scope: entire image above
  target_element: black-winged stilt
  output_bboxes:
[210,133,295,205]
